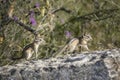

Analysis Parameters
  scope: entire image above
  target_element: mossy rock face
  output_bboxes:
[0,0,120,66]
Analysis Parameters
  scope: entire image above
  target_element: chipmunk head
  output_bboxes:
[82,33,92,41]
[34,34,46,45]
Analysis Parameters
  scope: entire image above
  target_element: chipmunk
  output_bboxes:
[78,33,92,51]
[53,33,92,57]
[11,35,46,60]
[53,38,79,57]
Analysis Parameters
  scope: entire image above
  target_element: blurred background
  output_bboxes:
[0,0,120,66]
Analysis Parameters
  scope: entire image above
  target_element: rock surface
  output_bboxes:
[0,49,120,80]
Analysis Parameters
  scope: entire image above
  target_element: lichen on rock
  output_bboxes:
[0,49,120,80]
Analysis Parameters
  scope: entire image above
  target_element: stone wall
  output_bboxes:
[0,49,120,80]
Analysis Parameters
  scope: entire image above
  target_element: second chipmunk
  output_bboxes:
[12,34,46,60]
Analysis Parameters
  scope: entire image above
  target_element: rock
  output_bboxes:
[0,49,120,80]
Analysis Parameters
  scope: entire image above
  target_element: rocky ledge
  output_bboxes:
[0,49,120,80]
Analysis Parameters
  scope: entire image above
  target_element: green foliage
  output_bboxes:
[0,0,120,66]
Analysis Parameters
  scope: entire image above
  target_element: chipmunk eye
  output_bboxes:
[84,35,89,39]
[39,39,42,41]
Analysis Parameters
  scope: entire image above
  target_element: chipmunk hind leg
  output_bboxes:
[24,49,34,60]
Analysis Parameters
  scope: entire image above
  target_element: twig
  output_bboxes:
[9,17,38,35]
[62,8,119,26]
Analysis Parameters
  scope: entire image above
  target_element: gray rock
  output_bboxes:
[0,49,120,80]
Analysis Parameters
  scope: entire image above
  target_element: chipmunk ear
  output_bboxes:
[82,32,86,36]
[83,32,88,36]
[35,34,40,37]
[35,34,41,39]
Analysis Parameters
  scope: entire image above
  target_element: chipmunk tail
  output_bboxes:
[10,56,23,60]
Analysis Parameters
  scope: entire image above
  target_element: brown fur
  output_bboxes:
[53,33,92,57]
